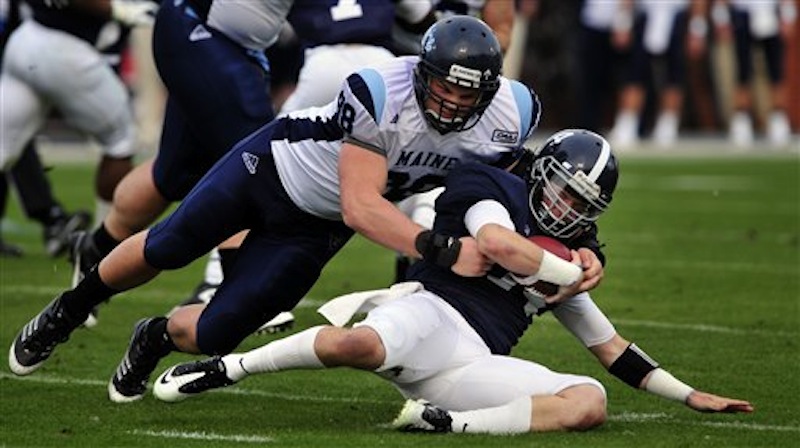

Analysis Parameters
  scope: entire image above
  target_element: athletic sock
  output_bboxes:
[449,396,532,434]
[92,223,120,257]
[60,268,119,317]
[227,326,325,380]
[146,317,177,357]
[94,198,111,227]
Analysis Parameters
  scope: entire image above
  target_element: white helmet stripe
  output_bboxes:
[586,137,611,182]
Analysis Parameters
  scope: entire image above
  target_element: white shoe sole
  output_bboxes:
[8,342,42,376]
[256,311,295,334]
[108,380,145,404]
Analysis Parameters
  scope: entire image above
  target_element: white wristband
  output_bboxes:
[536,251,581,286]
[645,368,694,403]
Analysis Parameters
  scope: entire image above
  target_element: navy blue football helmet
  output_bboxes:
[413,15,503,134]
[528,129,619,239]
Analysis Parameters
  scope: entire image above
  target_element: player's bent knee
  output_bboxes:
[560,384,607,431]
[325,327,385,369]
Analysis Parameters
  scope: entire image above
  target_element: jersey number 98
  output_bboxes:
[337,93,356,134]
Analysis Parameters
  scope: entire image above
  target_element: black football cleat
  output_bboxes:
[392,399,454,433]
[9,295,83,375]
[108,317,168,403]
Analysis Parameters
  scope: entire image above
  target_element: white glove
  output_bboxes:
[111,0,159,27]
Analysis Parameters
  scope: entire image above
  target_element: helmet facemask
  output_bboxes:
[529,156,610,239]
[413,62,498,134]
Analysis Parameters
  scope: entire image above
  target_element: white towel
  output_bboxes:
[317,282,424,327]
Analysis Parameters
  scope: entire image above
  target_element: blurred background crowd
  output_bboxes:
[4,0,798,156]
[115,0,799,153]
[518,0,799,150]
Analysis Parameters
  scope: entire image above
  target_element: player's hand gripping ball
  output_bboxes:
[527,235,572,297]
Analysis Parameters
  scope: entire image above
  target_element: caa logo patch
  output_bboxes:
[492,129,518,144]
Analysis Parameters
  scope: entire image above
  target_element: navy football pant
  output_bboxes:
[144,124,353,354]
[151,0,274,201]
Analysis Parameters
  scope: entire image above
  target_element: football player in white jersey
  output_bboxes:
[181,0,437,333]
[9,16,542,404]
[393,0,516,284]
[0,143,92,257]
[152,129,753,434]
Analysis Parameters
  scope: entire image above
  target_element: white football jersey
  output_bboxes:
[207,0,293,51]
[272,56,540,221]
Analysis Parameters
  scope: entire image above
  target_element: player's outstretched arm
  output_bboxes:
[590,334,754,414]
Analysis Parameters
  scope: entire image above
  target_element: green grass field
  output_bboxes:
[1,152,798,447]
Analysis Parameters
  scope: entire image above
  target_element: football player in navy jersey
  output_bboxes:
[9,16,543,404]
[152,129,753,434]
[280,0,435,113]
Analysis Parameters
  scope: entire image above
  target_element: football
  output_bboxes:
[527,235,572,296]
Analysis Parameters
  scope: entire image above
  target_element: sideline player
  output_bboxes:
[154,130,753,434]
[712,0,796,147]
[9,17,542,406]
[1,144,91,257]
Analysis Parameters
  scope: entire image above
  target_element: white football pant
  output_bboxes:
[1,20,137,168]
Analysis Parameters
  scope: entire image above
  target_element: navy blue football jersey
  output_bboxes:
[28,0,131,52]
[407,162,535,355]
[287,0,395,48]
[407,162,606,354]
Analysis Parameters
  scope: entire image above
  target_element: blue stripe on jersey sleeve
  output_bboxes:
[348,69,386,124]
[509,81,541,141]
